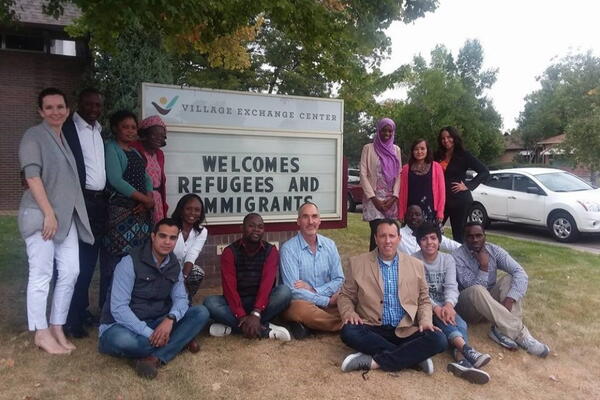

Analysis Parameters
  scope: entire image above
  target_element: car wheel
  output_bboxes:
[548,211,579,243]
[469,203,490,228]
[347,194,356,212]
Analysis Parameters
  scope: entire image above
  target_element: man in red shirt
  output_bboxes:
[203,213,292,340]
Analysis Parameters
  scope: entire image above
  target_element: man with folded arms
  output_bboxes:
[98,218,209,379]
[280,202,345,339]
[453,222,549,357]
[338,218,448,373]
[203,213,292,341]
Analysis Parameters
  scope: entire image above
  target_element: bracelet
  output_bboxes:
[250,310,261,318]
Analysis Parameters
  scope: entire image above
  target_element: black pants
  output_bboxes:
[66,191,107,328]
[368,219,382,251]
[444,200,471,243]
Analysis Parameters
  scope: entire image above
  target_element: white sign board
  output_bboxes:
[141,83,344,225]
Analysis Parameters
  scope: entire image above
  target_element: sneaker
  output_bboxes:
[488,325,518,351]
[341,352,373,372]
[447,359,490,385]
[134,356,160,379]
[288,321,311,340]
[209,323,232,337]
[418,358,434,375]
[462,345,492,368]
[267,323,291,341]
[515,328,550,358]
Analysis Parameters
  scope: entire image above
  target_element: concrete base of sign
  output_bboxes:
[194,230,297,288]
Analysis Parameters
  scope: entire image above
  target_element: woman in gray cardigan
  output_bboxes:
[18,88,93,354]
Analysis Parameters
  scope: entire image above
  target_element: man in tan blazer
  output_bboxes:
[338,219,448,373]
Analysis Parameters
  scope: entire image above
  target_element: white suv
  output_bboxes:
[470,168,600,242]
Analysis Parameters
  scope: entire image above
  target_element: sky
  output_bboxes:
[381,0,600,131]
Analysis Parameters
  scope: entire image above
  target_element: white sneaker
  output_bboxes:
[515,327,550,358]
[267,323,291,341]
[209,323,232,337]
[418,358,434,375]
[341,352,372,372]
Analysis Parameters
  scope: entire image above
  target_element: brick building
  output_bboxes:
[0,0,88,211]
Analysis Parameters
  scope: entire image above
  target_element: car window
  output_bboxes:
[485,173,512,190]
[513,174,540,193]
[535,172,592,192]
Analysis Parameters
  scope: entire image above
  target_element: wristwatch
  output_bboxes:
[166,313,177,321]
[250,310,261,318]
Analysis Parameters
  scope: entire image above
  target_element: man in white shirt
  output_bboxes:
[398,205,460,255]
[64,88,107,338]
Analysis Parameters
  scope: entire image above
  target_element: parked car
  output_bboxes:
[347,168,363,212]
[470,167,600,242]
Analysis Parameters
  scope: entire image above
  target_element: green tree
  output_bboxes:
[379,40,503,163]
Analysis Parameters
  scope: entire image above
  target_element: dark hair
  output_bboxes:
[78,87,102,101]
[171,194,206,234]
[243,213,262,225]
[464,221,485,235]
[435,126,465,160]
[153,217,180,233]
[375,218,400,235]
[110,110,138,134]
[414,222,442,243]
[38,87,67,109]
[408,138,433,166]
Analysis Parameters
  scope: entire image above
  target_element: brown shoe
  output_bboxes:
[186,339,200,354]
[134,356,160,379]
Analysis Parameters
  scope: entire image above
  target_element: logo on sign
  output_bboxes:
[152,95,179,115]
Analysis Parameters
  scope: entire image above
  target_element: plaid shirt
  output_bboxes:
[378,255,405,326]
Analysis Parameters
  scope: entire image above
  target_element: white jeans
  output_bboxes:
[25,222,79,331]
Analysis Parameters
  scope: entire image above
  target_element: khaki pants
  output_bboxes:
[455,275,524,339]
[281,300,344,332]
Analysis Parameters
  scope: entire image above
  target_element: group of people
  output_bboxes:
[19,90,548,384]
[18,88,208,355]
[360,118,490,248]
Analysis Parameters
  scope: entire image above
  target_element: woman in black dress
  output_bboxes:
[434,126,489,243]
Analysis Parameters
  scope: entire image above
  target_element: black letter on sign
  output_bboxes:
[178,177,190,193]
[311,177,319,191]
[205,197,217,213]
[288,177,298,192]
[290,157,300,173]
[203,156,217,172]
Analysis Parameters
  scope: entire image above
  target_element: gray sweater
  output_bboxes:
[412,250,459,307]
[18,121,93,244]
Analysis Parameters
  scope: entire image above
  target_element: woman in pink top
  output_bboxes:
[360,118,401,251]
[398,139,445,225]
[133,115,168,224]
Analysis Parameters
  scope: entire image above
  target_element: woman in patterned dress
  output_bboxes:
[99,110,154,308]
[132,115,168,224]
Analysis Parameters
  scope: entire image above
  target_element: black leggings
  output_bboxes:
[443,201,471,243]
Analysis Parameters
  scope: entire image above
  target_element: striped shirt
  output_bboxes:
[378,255,405,326]
[452,243,529,301]
[280,233,344,308]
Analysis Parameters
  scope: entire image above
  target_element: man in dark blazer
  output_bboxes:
[64,88,107,338]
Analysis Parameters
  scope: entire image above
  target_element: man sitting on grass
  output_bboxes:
[203,213,292,341]
[397,204,460,255]
[280,202,345,339]
[453,222,550,357]
[337,218,448,374]
[98,218,210,379]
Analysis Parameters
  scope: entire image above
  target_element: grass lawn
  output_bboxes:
[0,214,599,399]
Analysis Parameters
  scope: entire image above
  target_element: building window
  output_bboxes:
[5,34,44,52]
[50,39,77,56]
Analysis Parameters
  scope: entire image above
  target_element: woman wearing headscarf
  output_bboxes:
[359,118,402,251]
[132,115,168,224]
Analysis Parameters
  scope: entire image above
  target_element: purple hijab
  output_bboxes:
[373,118,400,187]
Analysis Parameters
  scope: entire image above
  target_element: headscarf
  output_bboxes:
[373,118,400,187]
[139,115,166,131]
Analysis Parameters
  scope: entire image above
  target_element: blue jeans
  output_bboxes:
[433,314,468,343]
[98,305,209,364]
[203,285,291,334]
[340,323,448,372]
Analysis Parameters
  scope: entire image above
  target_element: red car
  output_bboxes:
[347,168,363,212]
